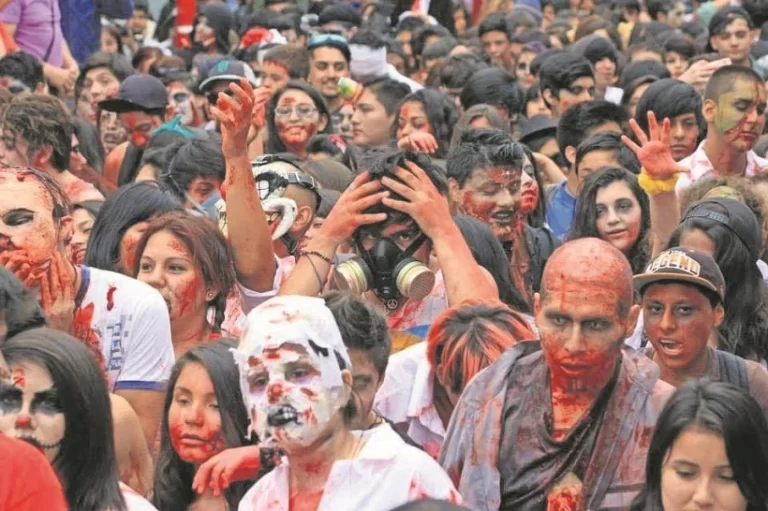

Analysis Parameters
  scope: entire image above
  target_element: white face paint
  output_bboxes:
[0,360,65,462]
[234,297,352,450]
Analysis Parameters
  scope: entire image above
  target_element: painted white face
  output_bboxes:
[245,342,341,448]
[235,297,352,450]
[0,360,65,462]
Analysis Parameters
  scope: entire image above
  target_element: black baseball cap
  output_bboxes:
[99,74,168,113]
[199,59,258,92]
[680,197,762,261]
[634,248,726,302]
[519,115,557,145]
[709,6,754,37]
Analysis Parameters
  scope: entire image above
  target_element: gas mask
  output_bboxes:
[333,233,435,310]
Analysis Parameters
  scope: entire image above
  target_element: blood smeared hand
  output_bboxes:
[251,87,271,136]
[192,445,266,497]
[380,161,453,240]
[622,111,686,180]
[39,253,76,334]
[318,172,389,245]
[210,78,256,159]
[397,132,439,154]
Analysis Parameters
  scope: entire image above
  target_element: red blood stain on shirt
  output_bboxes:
[547,490,582,511]
[106,285,117,311]
[73,302,108,379]
[11,368,24,388]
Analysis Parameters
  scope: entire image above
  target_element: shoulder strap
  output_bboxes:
[715,350,750,390]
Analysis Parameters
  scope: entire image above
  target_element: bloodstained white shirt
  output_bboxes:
[374,342,445,460]
[677,141,768,192]
[237,423,461,511]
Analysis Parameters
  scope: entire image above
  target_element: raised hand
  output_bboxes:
[251,87,271,136]
[39,253,75,333]
[318,172,389,244]
[210,78,256,159]
[622,111,686,180]
[397,132,439,154]
[380,161,453,240]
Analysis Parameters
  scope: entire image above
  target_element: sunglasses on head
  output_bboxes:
[252,155,322,207]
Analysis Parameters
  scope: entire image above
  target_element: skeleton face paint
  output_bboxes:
[234,297,352,451]
[0,360,65,462]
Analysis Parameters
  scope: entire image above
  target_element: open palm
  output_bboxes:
[622,111,686,180]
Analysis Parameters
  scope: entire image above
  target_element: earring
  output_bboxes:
[206,291,215,300]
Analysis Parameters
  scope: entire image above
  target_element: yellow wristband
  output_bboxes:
[637,167,679,195]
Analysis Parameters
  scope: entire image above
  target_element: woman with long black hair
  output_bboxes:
[265,81,333,159]
[152,340,256,511]
[0,328,157,510]
[632,379,768,510]
[394,88,459,160]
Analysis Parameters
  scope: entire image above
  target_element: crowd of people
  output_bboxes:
[3,0,768,509]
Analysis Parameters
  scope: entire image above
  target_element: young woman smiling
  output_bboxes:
[569,167,651,274]
[266,81,333,159]
[134,212,236,359]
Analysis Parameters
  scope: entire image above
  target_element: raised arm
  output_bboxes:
[211,80,276,292]
[381,161,499,304]
[622,112,687,257]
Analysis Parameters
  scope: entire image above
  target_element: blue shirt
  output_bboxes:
[545,180,577,241]
[59,0,98,67]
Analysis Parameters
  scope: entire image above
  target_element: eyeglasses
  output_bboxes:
[207,89,234,105]
[274,105,318,119]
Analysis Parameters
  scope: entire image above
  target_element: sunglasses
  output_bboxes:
[308,33,349,48]
[172,91,191,103]
[207,89,235,105]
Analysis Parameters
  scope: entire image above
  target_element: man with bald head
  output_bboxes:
[440,238,673,510]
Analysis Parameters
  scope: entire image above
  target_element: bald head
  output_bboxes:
[541,238,634,317]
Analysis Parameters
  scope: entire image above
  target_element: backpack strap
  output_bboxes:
[715,350,750,390]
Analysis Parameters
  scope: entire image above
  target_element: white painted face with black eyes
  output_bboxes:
[0,359,65,462]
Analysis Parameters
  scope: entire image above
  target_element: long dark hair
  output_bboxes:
[85,182,183,273]
[631,379,768,511]
[2,328,126,511]
[152,340,254,511]
[669,213,768,360]
[569,167,651,274]
[394,89,459,159]
[266,81,333,155]
[454,215,531,313]
[133,212,235,331]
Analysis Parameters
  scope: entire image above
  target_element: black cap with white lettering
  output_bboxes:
[634,248,726,302]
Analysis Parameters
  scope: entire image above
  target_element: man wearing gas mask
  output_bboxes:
[281,150,499,350]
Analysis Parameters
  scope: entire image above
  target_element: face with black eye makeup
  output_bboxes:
[594,180,642,255]
[0,171,60,268]
[0,359,65,462]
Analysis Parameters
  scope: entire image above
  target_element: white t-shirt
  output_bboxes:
[237,423,461,511]
[76,266,174,391]
[121,483,158,510]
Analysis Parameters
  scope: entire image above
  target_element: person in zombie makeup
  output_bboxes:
[677,65,768,191]
[546,100,627,240]
[376,300,534,460]
[0,167,175,448]
[153,340,255,511]
[631,379,768,510]
[135,212,236,359]
[634,79,704,163]
[150,56,204,129]
[447,128,558,305]
[395,89,459,160]
[0,94,104,204]
[233,296,461,510]
[191,3,235,58]
[0,328,158,510]
[100,74,175,187]
[708,7,766,78]
[569,167,650,275]
[68,201,101,265]
[199,59,261,133]
[307,34,352,123]
[441,238,674,510]
[351,78,411,150]
[634,248,768,407]
[265,81,333,159]
[538,52,596,119]
[86,182,184,274]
